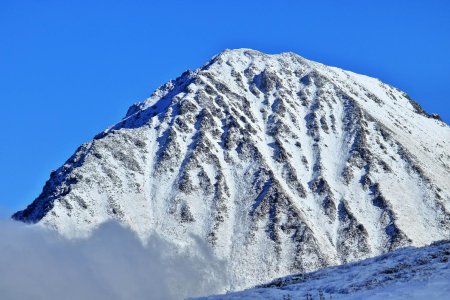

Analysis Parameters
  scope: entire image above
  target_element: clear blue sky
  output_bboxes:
[1,0,449,215]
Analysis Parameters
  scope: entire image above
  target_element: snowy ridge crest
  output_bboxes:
[197,240,450,299]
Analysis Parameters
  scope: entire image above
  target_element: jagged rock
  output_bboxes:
[431,113,442,121]
[337,201,370,262]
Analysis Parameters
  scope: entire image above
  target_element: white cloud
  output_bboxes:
[0,220,229,300]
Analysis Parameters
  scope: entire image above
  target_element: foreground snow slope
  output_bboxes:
[197,240,450,300]
[13,49,450,289]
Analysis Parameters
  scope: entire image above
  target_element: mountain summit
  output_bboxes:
[13,49,450,288]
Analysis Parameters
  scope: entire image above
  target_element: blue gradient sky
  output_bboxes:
[1,0,449,214]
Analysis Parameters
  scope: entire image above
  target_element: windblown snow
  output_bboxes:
[13,49,450,290]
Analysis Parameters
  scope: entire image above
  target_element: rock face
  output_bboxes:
[13,49,450,289]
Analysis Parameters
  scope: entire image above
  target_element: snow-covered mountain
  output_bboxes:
[13,49,450,289]
[197,240,450,300]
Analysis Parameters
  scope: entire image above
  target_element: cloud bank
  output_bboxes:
[0,220,229,300]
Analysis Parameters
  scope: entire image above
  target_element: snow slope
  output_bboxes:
[13,49,450,289]
[197,240,450,300]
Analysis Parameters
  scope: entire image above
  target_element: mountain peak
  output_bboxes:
[13,49,450,289]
